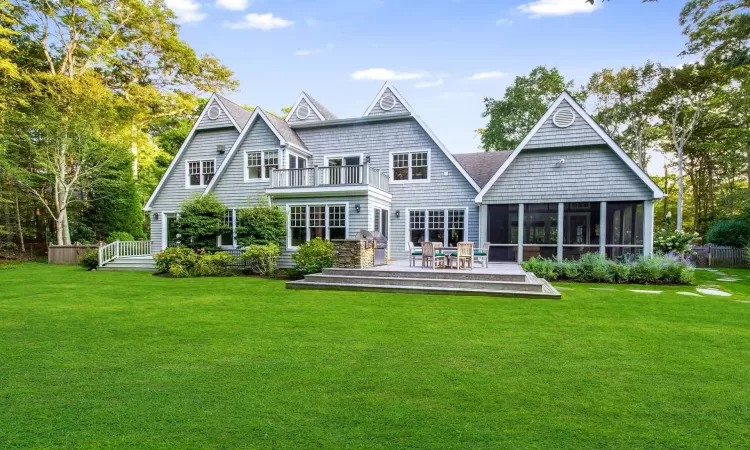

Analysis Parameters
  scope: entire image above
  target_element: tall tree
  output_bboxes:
[587,62,660,169]
[680,0,750,67]
[480,66,586,150]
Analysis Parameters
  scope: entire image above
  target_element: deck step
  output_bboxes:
[100,255,156,271]
[287,281,561,299]
[98,265,155,271]
[322,268,527,282]
[304,274,544,292]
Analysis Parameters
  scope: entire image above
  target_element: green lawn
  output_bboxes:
[1,263,749,449]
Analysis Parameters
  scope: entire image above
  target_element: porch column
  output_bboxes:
[600,202,607,256]
[479,204,487,246]
[161,213,168,251]
[557,202,564,261]
[643,200,654,256]
[517,203,524,264]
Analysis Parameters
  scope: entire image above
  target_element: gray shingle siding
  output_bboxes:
[288,98,322,124]
[367,88,409,116]
[196,98,236,131]
[482,147,654,204]
[524,100,605,150]
[295,117,479,258]
[150,216,162,253]
[211,119,281,209]
[273,196,368,268]
[150,128,239,211]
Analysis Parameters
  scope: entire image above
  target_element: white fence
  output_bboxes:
[98,241,152,266]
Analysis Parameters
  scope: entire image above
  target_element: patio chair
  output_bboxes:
[422,242,447,269]
[454,242,474,269]
[408,242,422,267]
[474,242,490,268]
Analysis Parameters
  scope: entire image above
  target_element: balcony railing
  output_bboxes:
[270,164,390,193]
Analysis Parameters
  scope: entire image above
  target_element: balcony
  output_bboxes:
[267,164,390,197]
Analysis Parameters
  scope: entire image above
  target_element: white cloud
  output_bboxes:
[216,0,248,11]
[351,68,428,81]
[226,13,295,30]
[468,71,505,81]
[166,0,206,22]
[496,18,514,26]
[414,79,444,88]
[517,0,602,18]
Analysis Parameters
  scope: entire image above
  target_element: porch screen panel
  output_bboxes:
[562,202,600,260]
[606,201,644,260]
[487,204,519,262]
[523,203,558,261]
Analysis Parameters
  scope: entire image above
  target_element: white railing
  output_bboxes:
[270,164,390,193]
[98,240,152,267]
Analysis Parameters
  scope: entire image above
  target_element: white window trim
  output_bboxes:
[373,206,391,253]
[403,207,468,251]
[285,202,350,251]
[288,152,309,169]
[323,153,365,167]
[243,148,280,182]
[389,149,431,184]
[184,158,216,188]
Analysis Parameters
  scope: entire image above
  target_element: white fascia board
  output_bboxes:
[285,143,312,158]
[144,94,218,211]
[286,92,325,122]
[474,91,664,203]
[203,108,286,194]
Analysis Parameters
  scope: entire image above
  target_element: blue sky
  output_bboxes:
[167,0,689,175]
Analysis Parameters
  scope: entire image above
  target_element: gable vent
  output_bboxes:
[207,105,221,120]
[552,108,575,128]
[296,103,311,120]
[379,94,396,111]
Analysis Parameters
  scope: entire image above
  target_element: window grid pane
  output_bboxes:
[290,206,306,227]
[447,210,464,229]
[411,152,427,167]
[428,210,444,229]
[329,206,345,228]
[309,206,325,227]
[410,211,425,229]
[393,153,408,168]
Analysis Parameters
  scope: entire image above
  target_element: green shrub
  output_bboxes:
[654,228,699,255]
[607,262,630,283]
[154,247,198,274]
[235,198,286,246]
[169,263,191,278]
[705,219,750,247]
[79,249,100,271]
[578,253,612,282]
[560,260,581,279]
[521,257,560,280]
[106,231,135,243]
[195,251,235,277]
[292,238,334,276]
[174,194,229,250]
[242,243,280,276]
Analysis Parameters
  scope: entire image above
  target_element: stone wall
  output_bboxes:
[332,239,374,269]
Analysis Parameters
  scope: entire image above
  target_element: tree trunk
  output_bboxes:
[131,118,139,179]
[677,146,684,231]
[15,194,25,253]
[62,208,71,245]
[663,163,668,223]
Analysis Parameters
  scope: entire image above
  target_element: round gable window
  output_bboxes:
[552,108,575,128]
[296,104,311,120]
[379,94,396,111]
[207,105,221,120]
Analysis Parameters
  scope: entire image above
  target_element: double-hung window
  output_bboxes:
[219,209,234,247]
[288,204,348,248]
[392,150,429,182]
[245,150,278,181]
[408,208,466,248]
[187,159,215,187]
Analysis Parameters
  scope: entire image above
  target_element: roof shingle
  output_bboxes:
[302,92,337,120]
[216,94,253,128]
[454,151,513,188]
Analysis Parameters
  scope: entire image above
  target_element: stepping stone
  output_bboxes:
[676,292,703,297]
[696,288,732,297]
[628,289,662,294]
[589,287,617,291]
[717,278,739,282]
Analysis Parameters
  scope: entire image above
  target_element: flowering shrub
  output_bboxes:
[654,228,698,255]
[242,243,280,276]
[154,247,198,274]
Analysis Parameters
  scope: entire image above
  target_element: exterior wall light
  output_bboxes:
[355,204,361,213]
[395,210,400,219]
[152,213,159,221]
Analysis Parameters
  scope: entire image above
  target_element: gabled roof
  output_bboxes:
[263,109,308,151]
[302,92,337,120]
[144,93,238,211]
[286,92,335,122]
[216,94,253,128]
[362,82,414,116]
[474,91,664,203]
[454,151,513,188]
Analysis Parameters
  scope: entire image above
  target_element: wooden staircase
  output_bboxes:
[98,241,155,271]
[98,255,156,271]
[287,268,561,299]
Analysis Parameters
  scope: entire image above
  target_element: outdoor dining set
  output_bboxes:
[408,242,491,269]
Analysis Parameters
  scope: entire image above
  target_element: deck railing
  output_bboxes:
[98,240,152,267]
[270,164,390,193]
